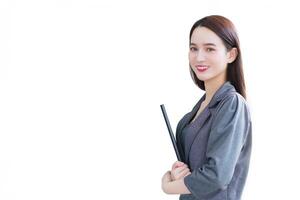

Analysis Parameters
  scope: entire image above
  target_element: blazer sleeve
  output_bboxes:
[183,94,251,199]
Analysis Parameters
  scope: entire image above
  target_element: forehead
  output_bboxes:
[190,27,224,46]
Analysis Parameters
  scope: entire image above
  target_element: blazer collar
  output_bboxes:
[191,81,236,114]
[184,81,236,165]
[176,81,236,164]
[206,81,236,108]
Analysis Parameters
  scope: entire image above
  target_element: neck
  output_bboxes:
[204,78,227,103]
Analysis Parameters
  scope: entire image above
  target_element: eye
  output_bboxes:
[190,47,197,52]
[206,48,215,52]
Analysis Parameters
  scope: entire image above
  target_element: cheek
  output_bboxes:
[209,53,227,65]
[188,52,195,62]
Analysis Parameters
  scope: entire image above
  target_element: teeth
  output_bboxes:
[197,66,208,69]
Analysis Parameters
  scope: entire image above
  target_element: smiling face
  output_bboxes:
[189,26,237,85]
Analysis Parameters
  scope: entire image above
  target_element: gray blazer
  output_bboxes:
[176,81,252,200]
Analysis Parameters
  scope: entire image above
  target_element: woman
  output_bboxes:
[161,15,252,200]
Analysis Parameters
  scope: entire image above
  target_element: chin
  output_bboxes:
[196,75,210,82]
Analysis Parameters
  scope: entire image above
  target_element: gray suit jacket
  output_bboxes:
[176,81,252,200]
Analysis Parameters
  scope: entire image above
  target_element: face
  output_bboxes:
[189,27,237,84]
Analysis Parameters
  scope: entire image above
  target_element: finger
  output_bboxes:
[171,167,184,177]
[177,168,191,179]
[171,167,189,178]
[170,167,184,180]
[174,165,189,173]
[184,171,192,177]
[172,161,185,170]
[177,163,188,170]
[172,168,191,180]
[170,165,190,180]
[172,161,184,168]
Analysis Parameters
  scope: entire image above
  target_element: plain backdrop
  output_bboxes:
[1,0,300,199]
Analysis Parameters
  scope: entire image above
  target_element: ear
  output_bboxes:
[227,47,238,63]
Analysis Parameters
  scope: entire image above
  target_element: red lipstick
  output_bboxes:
[196,65,208,72]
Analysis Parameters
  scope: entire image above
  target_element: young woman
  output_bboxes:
[161,15,252,200]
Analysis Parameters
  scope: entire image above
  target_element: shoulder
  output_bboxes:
[218,91,249,109]
[215,92,251,122]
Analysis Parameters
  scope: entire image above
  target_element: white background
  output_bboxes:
[1,0,300,199]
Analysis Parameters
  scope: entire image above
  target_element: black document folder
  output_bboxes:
[160,104,182,161]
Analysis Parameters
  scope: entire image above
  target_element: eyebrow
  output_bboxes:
[190,42,217,47]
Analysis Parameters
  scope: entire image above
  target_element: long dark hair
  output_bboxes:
[189,15,247,99]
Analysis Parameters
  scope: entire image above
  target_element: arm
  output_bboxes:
[161,171,191,194]
[183,95,251,199]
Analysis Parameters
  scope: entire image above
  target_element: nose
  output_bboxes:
[196,50,205,62]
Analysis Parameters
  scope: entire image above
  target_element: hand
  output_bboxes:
[161,171,172,193]
[170,161,191,181]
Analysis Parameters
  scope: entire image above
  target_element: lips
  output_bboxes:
[196,65,209,72]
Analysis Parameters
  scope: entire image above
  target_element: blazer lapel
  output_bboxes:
[185,107,212,164]
[176,95,205,163]
[185,81,236,164]
[176,81,236,164]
